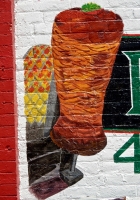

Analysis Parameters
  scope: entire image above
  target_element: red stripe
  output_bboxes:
[123,34,140,36]
[0,184,17,196]
[0,162,16,173]
[105,130,140,134]
[0,0,18,199]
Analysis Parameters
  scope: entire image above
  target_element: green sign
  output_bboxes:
[122,51,140,115]
[114,50,140,173]
[114,134,140,173]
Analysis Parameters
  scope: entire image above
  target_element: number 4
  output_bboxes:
[114,134,140,173]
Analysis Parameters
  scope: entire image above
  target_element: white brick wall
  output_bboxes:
[15,0,140,199]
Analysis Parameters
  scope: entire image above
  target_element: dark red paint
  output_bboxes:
[0,184,17,196]
[30,177,68,199]
[0,0,18,199]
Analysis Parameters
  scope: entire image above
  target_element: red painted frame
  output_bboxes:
[0,0,140,197]
[0,0,18,199]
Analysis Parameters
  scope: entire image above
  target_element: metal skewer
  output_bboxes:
[60,154,83,186]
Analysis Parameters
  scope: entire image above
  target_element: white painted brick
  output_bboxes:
[98,185,136,198]
[16,71,24,82]
[17,85,24,94]
[44,11,60,22]
[18,116,26,128]
[123,174,140,185]
[19,178,29,190]
[16,59,24,71]
[108,0,140,8]
[34,22,53,35]
[16,12,44,24]
[102,161,135,174]
[16,46,32,59]
[20,198,36,200]
[18,150,28,164]
[78,154,99,162]
[15,1,34,13]
[18,129,26,141]
[15,35,35,48]
[107,134,134,150]
[18,141,27,152]
[15,23,34,36]
[127,198,140,200]
[136,185,140,197]
[63,186,99,199]
[17,106,25,116]
[99,148,115,161]
[124,19,140,31]
[70,0,110,9]
[33,0,70,11]
[15,46,28,59]
[114,8,135,19]
[106,132,133,137]
[104,173,125,186]
[133,8,140,18]
[84,175,106,187]
[77,161,103,176]
[18,164,28,178]
[19,188,35,200]
[16,93,24,107]
[124,30,140,34]
[33,34,52,45]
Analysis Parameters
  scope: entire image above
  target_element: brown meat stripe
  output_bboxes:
[51,8,123,156]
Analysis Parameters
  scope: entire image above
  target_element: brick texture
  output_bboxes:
[14,0,140,200]
[0,0,18,199]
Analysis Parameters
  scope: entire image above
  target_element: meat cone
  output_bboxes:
[51,7,123,155]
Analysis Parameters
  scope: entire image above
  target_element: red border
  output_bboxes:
[12,0,19,199]
[105,130,140,134]
[0,0,18,199]
[123,34,140,36]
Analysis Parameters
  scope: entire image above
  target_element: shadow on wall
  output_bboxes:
[24,45,83,199]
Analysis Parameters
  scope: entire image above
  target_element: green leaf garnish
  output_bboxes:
[81,2,101,12]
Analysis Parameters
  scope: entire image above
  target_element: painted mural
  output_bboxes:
[51,3,123,156]
[22,2,140,200]
[24,45,75,198]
